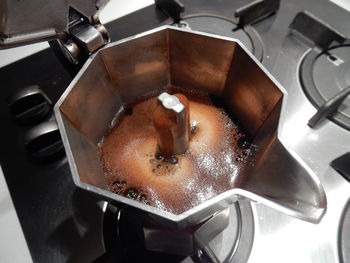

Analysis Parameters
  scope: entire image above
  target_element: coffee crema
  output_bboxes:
[98,86,255,215]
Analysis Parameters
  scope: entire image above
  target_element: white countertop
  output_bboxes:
[0,166,33,263]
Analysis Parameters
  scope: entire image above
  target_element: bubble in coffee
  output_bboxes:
[98,86,255,215]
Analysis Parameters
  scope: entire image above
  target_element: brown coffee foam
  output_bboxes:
[188,99,224,154]
[98,87,253,215]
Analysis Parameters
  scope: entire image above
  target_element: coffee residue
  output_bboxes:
[98,86,255,215]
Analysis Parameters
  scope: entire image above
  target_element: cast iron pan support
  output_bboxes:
[308,86,350,128]
[155,0,185,24]
[289,11,349,129]
[233,0,281,62]
[331,152,350,183]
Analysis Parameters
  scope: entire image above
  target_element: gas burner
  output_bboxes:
[101,200,254,263]
[289,11,350,130]
[300,40,350,130]
[180,14,254,58]
[155,0,282,62]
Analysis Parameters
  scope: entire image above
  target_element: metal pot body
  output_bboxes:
[55,26,326,230]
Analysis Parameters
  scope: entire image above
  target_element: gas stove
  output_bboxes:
[0,0,350,262]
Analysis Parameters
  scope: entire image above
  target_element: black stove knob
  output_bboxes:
[8,85,52,125]
[24,120,65,162]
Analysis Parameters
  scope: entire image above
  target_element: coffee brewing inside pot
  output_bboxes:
[98,86,255,215]
[56,27,325,227]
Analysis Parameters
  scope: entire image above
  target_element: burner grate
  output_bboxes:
[100,201,254,263]
[290,11,350,130]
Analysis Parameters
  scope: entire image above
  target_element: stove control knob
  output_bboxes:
[8,85,52,125]
[24,120,65,162]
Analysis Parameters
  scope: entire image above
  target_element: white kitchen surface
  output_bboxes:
[0,166,33,263]
[330,0,350,12]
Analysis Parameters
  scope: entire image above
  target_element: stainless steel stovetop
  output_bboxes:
[0,0,349,262]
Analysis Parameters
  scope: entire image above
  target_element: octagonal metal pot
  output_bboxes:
[54,26,326,230]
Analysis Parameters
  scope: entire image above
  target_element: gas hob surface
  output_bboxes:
[0,0,350,262]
